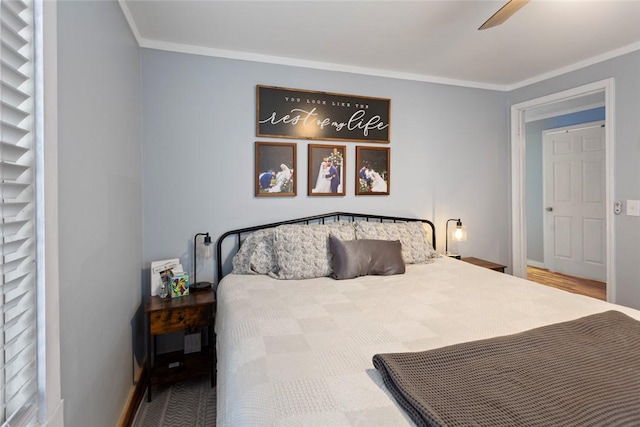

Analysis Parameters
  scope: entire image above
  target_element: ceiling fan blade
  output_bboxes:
[479,0,530,30]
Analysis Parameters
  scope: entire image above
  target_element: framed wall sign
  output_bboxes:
[257,85,390,143]
[255,141,297,197]
[308,144,346,197]
[355,146,390,196]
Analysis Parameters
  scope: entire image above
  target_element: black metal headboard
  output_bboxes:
[215,212,436,284]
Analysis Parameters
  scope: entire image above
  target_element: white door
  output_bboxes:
[543,121,606,281]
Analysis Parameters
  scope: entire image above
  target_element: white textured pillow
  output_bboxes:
[231,228,277,275]
[354,221,436,264]
[270,222,356,279]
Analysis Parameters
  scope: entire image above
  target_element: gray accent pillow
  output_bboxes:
[354,221,436,264]
[329,235,405,280]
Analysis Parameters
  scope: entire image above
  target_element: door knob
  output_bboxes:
[545,207,553,212]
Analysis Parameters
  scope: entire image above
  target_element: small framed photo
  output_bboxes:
[255,141,297,197]
[355,146,390,196]
[308,144,346,196]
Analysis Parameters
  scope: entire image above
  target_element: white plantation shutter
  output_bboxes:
[0,0,38,425]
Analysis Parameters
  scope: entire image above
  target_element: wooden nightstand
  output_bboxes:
[144,290,216,401]
[461,257,507,273]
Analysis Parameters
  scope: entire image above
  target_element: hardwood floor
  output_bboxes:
[527,266,606,301]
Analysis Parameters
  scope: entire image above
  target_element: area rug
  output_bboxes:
[133,377,216,427]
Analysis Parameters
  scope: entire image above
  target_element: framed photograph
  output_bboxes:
[355,146,390,196]
[308,144,346,196]
[255,141,297,197]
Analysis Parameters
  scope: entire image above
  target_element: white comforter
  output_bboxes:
[216,257,640,426]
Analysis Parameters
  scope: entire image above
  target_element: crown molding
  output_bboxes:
[137,37,509,91]
[506,41,640,91]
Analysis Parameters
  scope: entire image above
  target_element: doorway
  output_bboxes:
[543,122,606,282]
[510,79,615,302]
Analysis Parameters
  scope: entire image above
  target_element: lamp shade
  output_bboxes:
[445,218,467,258]
[452,225,467,242]
[192,232,213,292]
[202,234,212,258]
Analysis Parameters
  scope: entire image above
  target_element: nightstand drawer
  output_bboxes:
[150,306,210,335]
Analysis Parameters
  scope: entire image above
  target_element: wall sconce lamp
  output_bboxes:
[445,218,467,259]
[192,232,212,292]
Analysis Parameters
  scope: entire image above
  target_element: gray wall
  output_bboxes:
[140,50,510,293]
[57,1,142,426]
[526,107,606,264]
[510,50,640,308]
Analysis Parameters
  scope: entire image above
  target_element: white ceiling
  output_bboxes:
[120,0,640,90]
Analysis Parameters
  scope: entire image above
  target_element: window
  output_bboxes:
[0,0,39,424]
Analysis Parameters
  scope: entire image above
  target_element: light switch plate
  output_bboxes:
[626,200,640,217]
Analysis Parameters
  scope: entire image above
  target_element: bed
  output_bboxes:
[214,212,640,426]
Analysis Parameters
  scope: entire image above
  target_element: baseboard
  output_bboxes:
[40,398,64,427]
[118,363,148,427]
[526,260,546,269]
